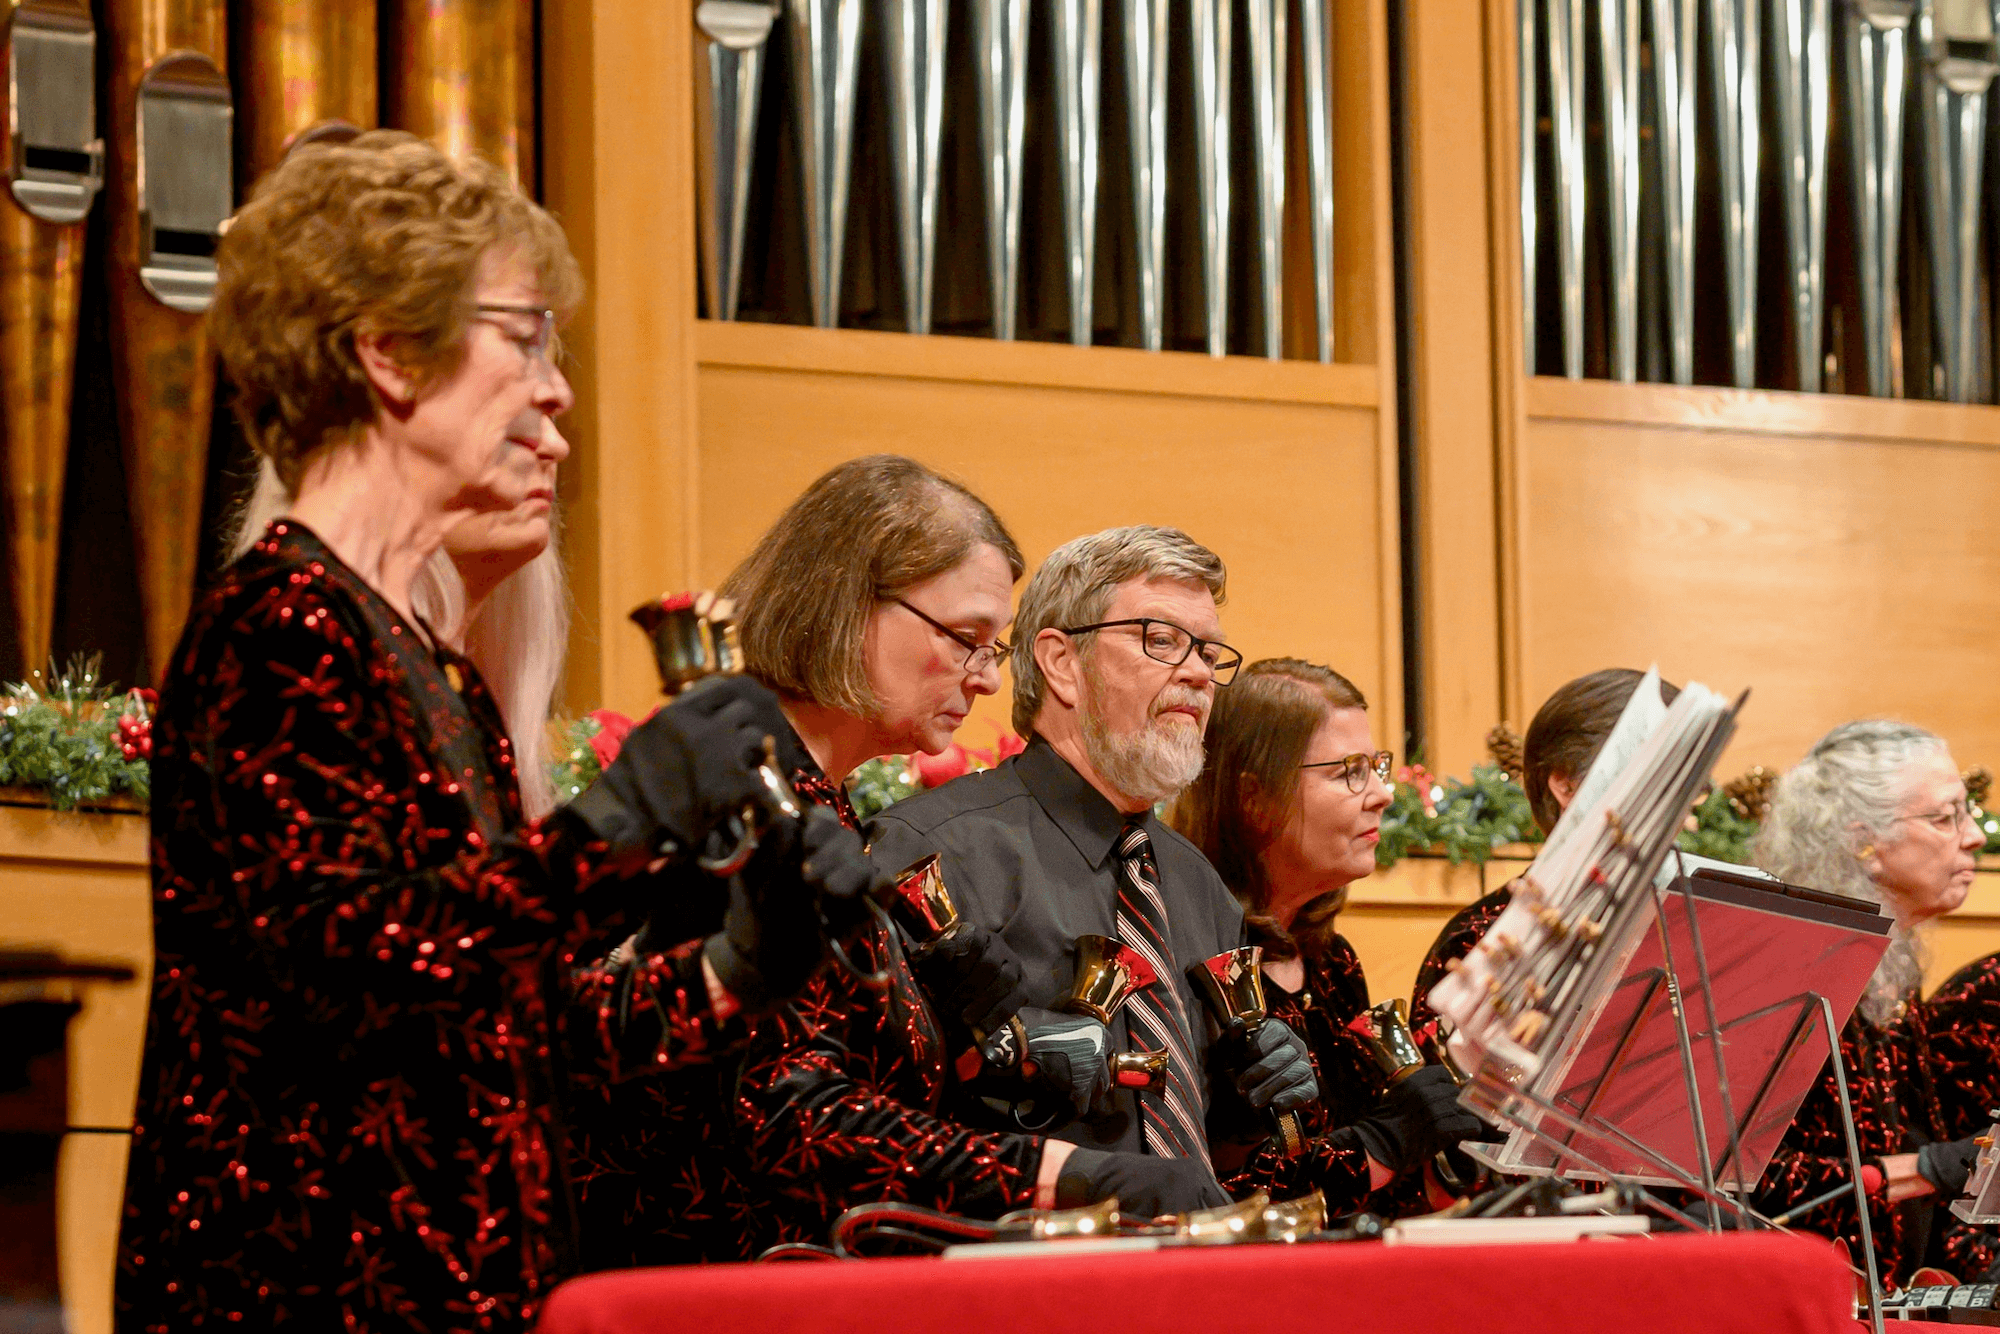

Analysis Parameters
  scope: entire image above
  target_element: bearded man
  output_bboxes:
[869,526,1317,1194]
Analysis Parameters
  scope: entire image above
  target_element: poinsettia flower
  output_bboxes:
[587,709,636,769]
[993,732,1027,761]
[911,743,972,788]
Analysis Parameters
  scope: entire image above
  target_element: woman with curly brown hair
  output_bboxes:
[116,132,873,1332]
[1173,658,1480,1214]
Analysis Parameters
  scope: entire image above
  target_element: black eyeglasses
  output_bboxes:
[475,303,557,367]
[1302,750,1394,793]
[1059,618,1244,685]
[894,599,1012,674]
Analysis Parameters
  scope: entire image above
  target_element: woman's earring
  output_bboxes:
[1857,845,1875,861]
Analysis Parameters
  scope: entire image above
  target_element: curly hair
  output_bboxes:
[722,456,1023,717]
[213,130,583,489]
[1755,719,1950,1026]
[1171,659,1367,962]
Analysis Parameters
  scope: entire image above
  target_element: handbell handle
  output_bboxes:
[1112,1049,1169,1089]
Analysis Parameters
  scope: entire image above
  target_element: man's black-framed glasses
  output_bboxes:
[475,303,557,365]
[895,599,1012,673]
[1059,618,1244,685]
[1302,750,1394,793]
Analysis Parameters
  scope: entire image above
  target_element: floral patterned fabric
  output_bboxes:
[117,522,676,1334]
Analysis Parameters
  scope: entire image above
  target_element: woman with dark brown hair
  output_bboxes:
[1407,668,1679,1033]
[1173,659,1481,1214]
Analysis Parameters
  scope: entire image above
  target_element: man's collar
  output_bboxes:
[1016,734,1156,869]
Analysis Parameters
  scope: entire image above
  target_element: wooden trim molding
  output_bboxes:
[695,322,1382,409]
[1527,376,2000,450]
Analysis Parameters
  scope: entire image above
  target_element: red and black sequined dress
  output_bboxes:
[1219,936,1394,1215]
[117,523,674,1334]
[1408,885,1513,1034]
[1917,954,2000,1280]
[1748,988,2000,1285]
[731,820,1047,1253]
[562,756,848,1267]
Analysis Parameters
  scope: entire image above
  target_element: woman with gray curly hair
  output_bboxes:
[1752,720,1991,1286]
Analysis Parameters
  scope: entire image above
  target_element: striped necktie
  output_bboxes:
[1114,821,1217,1179]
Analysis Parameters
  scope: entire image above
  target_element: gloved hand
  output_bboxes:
[1350,1066,1485,1174]
[1918,1137,1983,1198]
[703,805,881,1012]
[911,923,1028,1037]
[1232,1019,1319,1113]
[1053,1147,1229,1217]
[566,675,792,856]
[1003,1006,1116,1118]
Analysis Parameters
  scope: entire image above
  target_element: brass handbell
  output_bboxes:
[1172,1192,1268,1244]
[628,591,803,874]
[887,854,961,945]
[1346,997,1427,1084]
[1258,1189,1327,1242]
[1024,1196,1120,1241]
[1354,1000,1485,1195]
[1189,947,1308,1158]
[1067,934,1156,1025]
[1044,935,1169,1091]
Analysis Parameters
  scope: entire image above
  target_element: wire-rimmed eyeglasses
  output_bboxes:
[1301,750,1394,793]
[894,599,1012,674]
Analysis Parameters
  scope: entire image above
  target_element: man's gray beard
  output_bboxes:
[1080,686,1206,806]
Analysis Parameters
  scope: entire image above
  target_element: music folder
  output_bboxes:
[1468,865,1891,1190]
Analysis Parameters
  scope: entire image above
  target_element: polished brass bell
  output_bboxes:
[1026,1196,1121,1241]
[1173,1192,1268,1244]
[1066,934,1156,1025]
[1189,945,1268,1027]
[1257,1190,1328,1242]
[630,591,743,697]
[1348,997,1427,1083]
[889,854,962,946]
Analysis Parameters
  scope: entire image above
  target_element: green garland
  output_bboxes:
[0,657,152,812]
[1377,763,1543,868]
[549,715,606,805]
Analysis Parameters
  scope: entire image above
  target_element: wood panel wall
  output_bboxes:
[543,0,1404,732]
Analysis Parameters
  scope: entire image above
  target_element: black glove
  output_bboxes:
[703,805,880,1012]
[1918,1137,1982,1198]
[1053,1147,1229,1218]
[1350,1066,1485,1174]
[1232,1019,1319,1113]
[567,676,791,856]
[911,923,1028,1037]
[1003,1006,1116,1118]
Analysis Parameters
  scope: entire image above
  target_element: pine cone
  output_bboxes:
[1723,766,1776,824]
[1486,724,1525,781]
[1966,766,1993,811]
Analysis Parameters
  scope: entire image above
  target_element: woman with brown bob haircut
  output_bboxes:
[119,132,873,1332]
[1174,659,1480,1214]
[569,454,1065,1263]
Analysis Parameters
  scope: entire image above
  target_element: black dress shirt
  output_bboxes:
[867,736,1248,1155]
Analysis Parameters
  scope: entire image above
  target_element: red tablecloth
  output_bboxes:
[535,1231,1855,1334]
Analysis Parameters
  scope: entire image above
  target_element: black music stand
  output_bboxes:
[1460,865,1892,1331]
